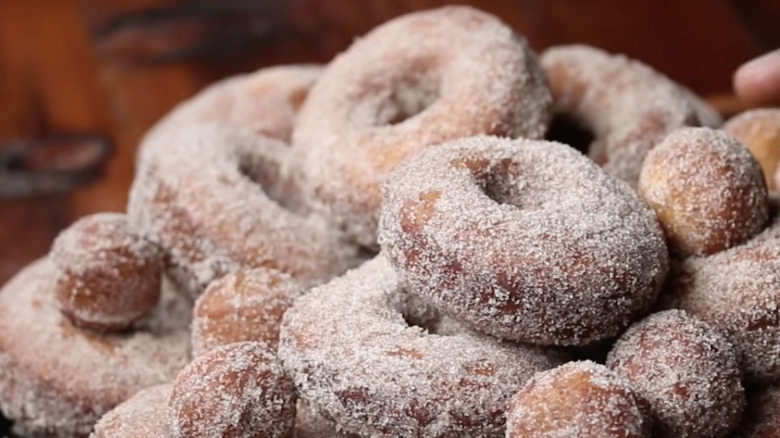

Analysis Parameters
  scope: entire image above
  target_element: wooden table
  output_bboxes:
[1,0,778,285]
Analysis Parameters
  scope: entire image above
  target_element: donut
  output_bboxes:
[191,267,304,358]
[91,384,171,438]
[638,127,769,257]
[540,44,716,187]
[734,385,780,438]
[0,259,191,438]
[278,256,568,438]
[139,64,321,166]
[294,400,361,438]
[379,135,668,346]
[127,123,361,297]
[724,108,780,191]
[291,5,552,248]
[92,388,356,438]
[51,212,162,332]
[607,310,745,438]
[168,341,297,438]
[659,223,780,384]
[505,361,651,438]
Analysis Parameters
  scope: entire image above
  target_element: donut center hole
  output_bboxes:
[546,114,595,155]
[376,70,440,126]
[238,160,310,216]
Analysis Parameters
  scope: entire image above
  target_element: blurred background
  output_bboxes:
[0,0,778,285]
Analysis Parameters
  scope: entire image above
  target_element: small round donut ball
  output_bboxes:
[734,385,780,438]
[506,361,651,438]
[607,310,745,438]
[638,127,769,257]
[192,267,304,358]
[51,212,162,331]
[168,341,297,438]
[724,108,780,191]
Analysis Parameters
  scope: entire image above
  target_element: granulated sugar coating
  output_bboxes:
[541,44,715,187]
[278,256,568,438]
[91,384,172,438]
[51,212,163,332]
[379,136,668,346]
[291,5,552,248]
[638,127,769,257]
[294,399,362,438]
[660,221,780,384]
[168,342,297,438]
[191,267,305,358]
[607,310,745,438]
[140,64,321,159]
[127,124,361,297]
[505,361,651,438]
[0,259,192,438]
[724,108,780,191]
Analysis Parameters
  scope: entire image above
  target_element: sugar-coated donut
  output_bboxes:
[278,256,567,438]
[128,124,360,297]
[92,388,358,438]
[379,136,668,346]
[192,267,304,358]
[294,400,361,438]
[724,108,780,191]
[51,212,162,332]
[139,64,321,166]
[505,361,651,438]
[168,341,297,438]
[0,259,191,438]
[638,127,769,257]
[733,385,780,438]
[91,384,171,438]
[292,5,552,248]
[541,44,715,187]
[660,223,780,384]
[607,310,745,438]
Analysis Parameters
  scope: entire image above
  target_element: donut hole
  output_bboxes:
[238,157,309,216]
[546,114,595,155]
[374,65,441,126]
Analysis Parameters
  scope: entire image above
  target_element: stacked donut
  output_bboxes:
[0,5,779,438]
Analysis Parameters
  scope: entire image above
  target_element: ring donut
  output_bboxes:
[541,44,717,187]
[379,135,668,345]
[139,64,321,166]
[278,256,567,438]
[292,5,552,248]
[128,124,361,297]
[0,259,191,438]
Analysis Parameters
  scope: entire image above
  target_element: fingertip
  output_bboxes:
[734,49,780,106]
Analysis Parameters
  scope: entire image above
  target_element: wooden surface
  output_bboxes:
[1,0,778,284]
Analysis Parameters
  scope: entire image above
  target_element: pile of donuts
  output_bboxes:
[0,5,778,438]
